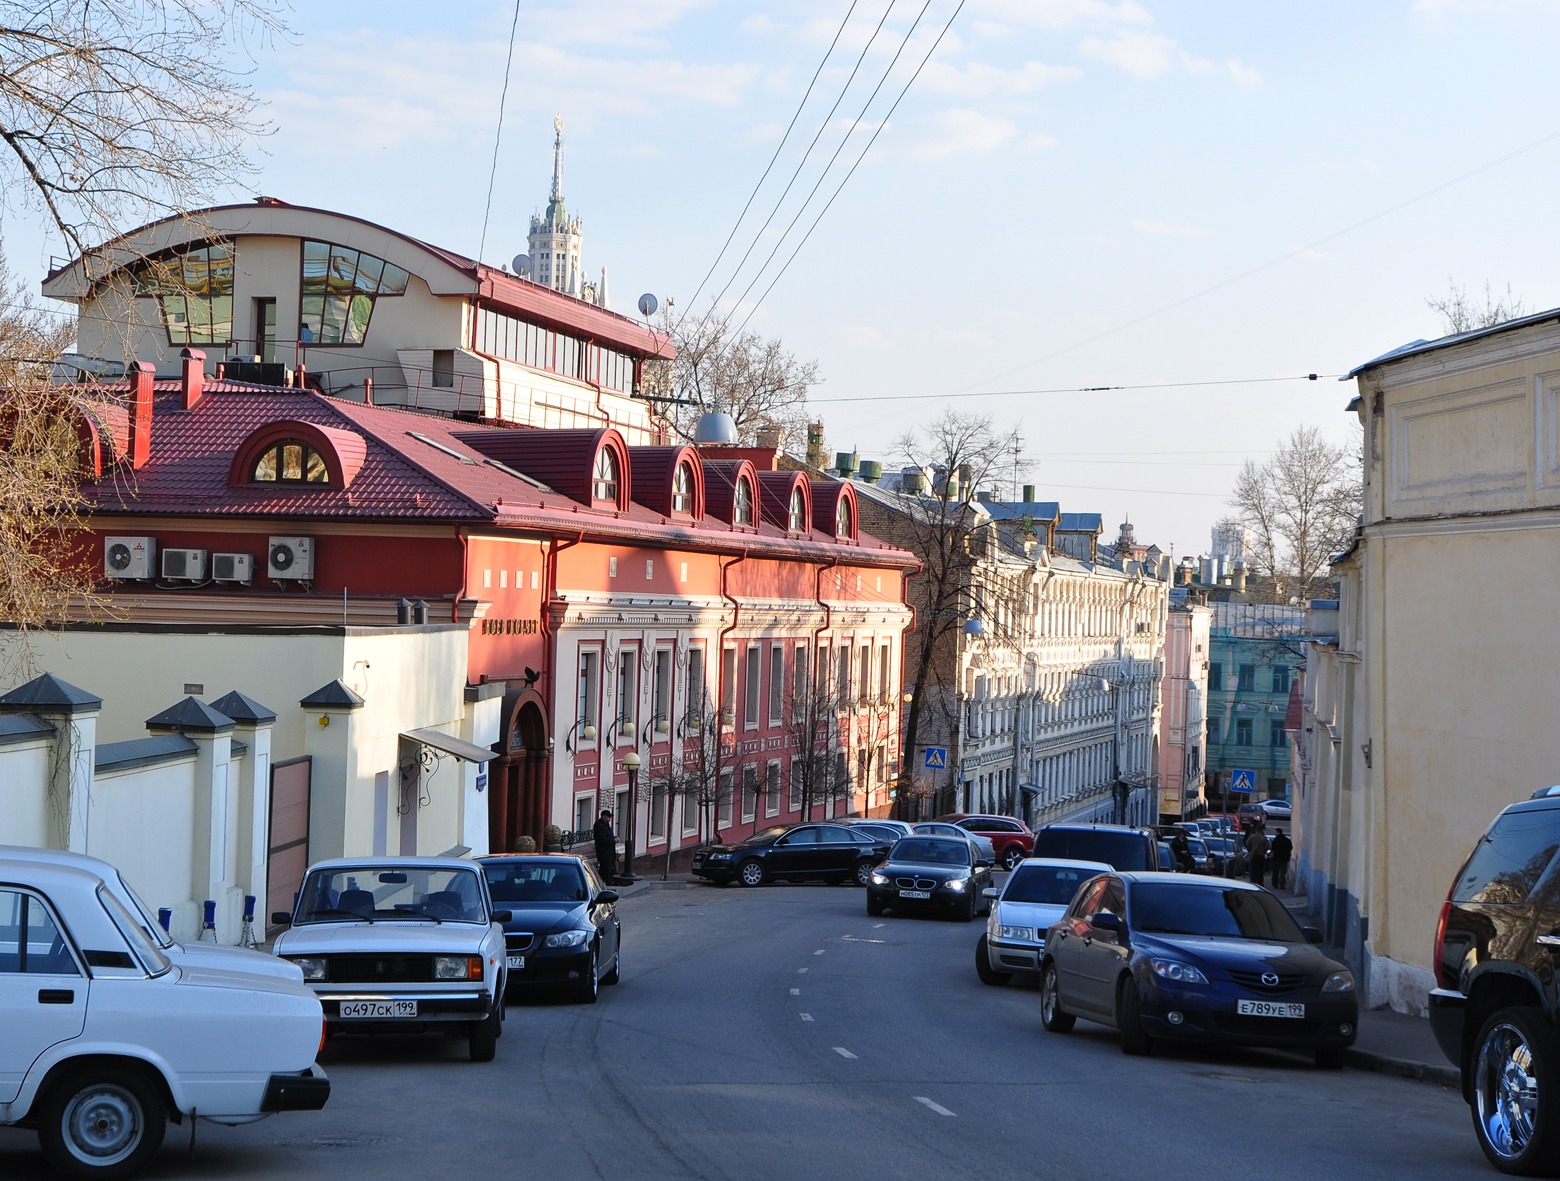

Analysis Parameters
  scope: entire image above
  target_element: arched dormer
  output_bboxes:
[756,471,811,535]
[452,426,631,510]
[701,459,759,529]
[811,480,858,542]
[229,420,367,488]
[627,445,705,519]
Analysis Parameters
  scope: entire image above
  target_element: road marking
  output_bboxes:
[790,988,800,996]
[800,1013,814,1022]
[813,949,825,956]
[873,923,885,929]
[797,967,808,974]
[833,1047,857,1059]
[915,1097,956,1117]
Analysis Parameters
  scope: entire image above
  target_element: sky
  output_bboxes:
[5,0,1560,558]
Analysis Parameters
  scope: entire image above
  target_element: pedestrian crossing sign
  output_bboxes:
[1230,769,1256,794]
[923,747,948,769]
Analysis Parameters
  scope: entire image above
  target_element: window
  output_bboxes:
[1267,778,1287,797]
[0,890,78,975]
[768,646,784,726]
[835,497,852,538]
[686,647,706,719]
[1208,664,1223,691]
[879,645,890,702]
[575,796,594,839]
[788,487,806,531]
[1272,665,1291,693]
[252,440,328,484]
[836,646,851,703]
[299,240,408,347]
[789,756,803,811]
[672,463,695,514]
[734,478,754,526]
[432,349,455,387]
[1235,718,1253,746]
[253,296,276,362]
[652,650,672,739]
[577,650,600,734]
[616,653,638,737]
[859,646,872,702]
[650,777,667,838]
[765,762,781,817]
[1237,665,1256,692]
[134,241,234,346]
[744,645,761,728]
[718,767,734,828]
[592,448,620,503]
[1270,720,1287,748]
[721,648,737,725]
[742,765,758,822]
[793,645,809,703]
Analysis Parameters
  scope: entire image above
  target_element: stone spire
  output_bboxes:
[546,113,566,225]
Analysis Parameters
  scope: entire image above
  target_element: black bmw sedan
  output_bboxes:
[690,823,892,887]
[865,836,994,921]
[477,854,620,1004]
[1039,872,1357,1067]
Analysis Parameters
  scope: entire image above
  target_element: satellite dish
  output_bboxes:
[637,293,658,317]
[511,254,531,277]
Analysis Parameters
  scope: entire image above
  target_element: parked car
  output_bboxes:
[866,836,994,921]
[1202,836,1248,878]
[932,814,1035,870]
[1237,803,1266,829]
[1430,794,1560,1174]
[0,849,329,1178]
[1259,800,1293,820]
[1156,841,1175,872]
[1184,837,1212,874]
[1039,871,1357,1066]
[976,858,1112,985]
[478,854,620,1005]
[1031,823,1160,872]
[271,856,509,1062]
[841,819,918,848]
[690,824,891,887]
[912,822,997,865]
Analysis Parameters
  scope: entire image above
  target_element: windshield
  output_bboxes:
[98,885,172,975]
[483,861,588,905]
[1130,882,1304,941]
[1004,865,1097,905]
[296,866,486,923]
[890,838,970,866]
[742,826,791,846]
[1032,829,1152,871]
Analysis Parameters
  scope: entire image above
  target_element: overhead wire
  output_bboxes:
[807,372,1334,404]
[477,0,525,263]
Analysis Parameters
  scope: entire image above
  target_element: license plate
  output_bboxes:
[339,999,417,1019]
[898,889,932,899]
[506,955,525,969]
[1237,999,1304,1019]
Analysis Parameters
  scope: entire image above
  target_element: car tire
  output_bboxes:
[853,860,875,887]
[1117,977,1153,1056]
[866,894,884,916]
[737,860,765,888]
[39,1065,168,1180]
[1314,1047,1345,1070]
[602,936,621,986]
[1040,962,1075,1033]
[957,891,976,922]
[1470,1006,1560,1174]
[1002,847,1024,871]
[468,1005,500,1062]
[574,945,600,1005]
[975,935,1011,986]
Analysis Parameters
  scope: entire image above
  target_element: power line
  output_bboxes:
[808,372,1333,403]
[478,0,524,262]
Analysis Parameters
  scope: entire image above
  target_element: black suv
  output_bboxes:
[1031,823,1159,872]
[1431,794,1560,1174]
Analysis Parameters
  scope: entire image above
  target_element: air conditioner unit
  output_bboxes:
[212,552,254,583]
[160,548,208,581]
[267,536,314,580]
[104,536,156,580]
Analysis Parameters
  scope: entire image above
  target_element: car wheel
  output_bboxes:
[853,860,875,887]
[1471,1006,1560,1174]
[976,935,1011,986]
[1002,847,1024,871]
[1040,962,1075,1033]
[737,860,765,888]
[468,1006,500,1062]
[866,894,884,916]
[1315,1046,1345,1070]
[602,935,621,986]
[1117,977,1153,1056]
[957,891,976,922]
[39,1066,168,1180]
[574,945,600,1005]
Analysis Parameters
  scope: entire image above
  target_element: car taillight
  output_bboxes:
[1433,897,1452,987]
[319,1018,328,1055]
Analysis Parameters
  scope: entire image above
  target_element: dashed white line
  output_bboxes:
[833,1047,857,1059]
[872,923,885,929]
[813,949,826,956]
[797,967,809,974]
[915,1097,956,1117]
[789,988,800,996]
[800,1013,814,1022]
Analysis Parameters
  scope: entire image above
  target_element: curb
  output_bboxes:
[1345,1047,1459,1089]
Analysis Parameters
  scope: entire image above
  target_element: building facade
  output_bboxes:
[1204,603,1304,811]
[1157,600,1212,819]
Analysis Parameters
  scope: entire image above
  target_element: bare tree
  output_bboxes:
[1230,426,1360,604]
[1427,279,1529,336]
[640,311,820,454]
[781,652,850,823]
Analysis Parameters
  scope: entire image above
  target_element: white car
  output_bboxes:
[271,857,509,1062]
[911,822,997,865]
[0,850,328,1179]
[1258,800,1293,820]
[976,858,1112,985]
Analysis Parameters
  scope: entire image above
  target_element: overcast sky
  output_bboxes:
[6,0,1558,557]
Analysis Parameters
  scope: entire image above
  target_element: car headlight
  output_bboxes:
[287,956,327,981]
[996,925,1035,943]
[709,853,732,861]
[870,872,890,886]
[1149,958,1209,985]
[545,930,590,948]
[943,877,968,892]
[433,955,483,980]
[1322,970,1355,993]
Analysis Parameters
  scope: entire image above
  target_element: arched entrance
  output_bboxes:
[491,689,550,852]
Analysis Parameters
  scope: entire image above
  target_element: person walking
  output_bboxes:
[593,809,619,883]
[1270,827,1293,890]
[1244,821,1268,887]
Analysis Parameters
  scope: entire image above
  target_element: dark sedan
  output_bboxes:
[690,823,892,887]
[477,854,620,1004]
[1040,872,1357,1067]
[866,836,994,921]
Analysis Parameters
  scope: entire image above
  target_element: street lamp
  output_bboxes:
[620,750,642,883]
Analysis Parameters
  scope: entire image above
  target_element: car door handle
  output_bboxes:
[38,989,74,1005]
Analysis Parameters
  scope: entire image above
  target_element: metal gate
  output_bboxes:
[266,757,311,926]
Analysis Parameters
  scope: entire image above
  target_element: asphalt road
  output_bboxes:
[1,882,1489,1180]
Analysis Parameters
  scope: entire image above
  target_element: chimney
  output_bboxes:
[128,361,155,470]
[1022,484,1035,503]
[363,376,374,406]
[180,348,206,411]
[1232,562,1248,593]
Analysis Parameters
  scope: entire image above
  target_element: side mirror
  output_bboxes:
[271,911,292,926]
[1302,926,1323,945]
[491,909,512,924]
[976,858,995,869]
[1091,911,1123,933]
[982,887,999,899]
[596,890,620,905]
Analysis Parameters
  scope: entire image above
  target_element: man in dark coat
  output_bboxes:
[1244,821,1268,886]
[1270,828,1293,890]
[593,809,618,882]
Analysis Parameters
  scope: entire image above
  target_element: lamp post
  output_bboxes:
[620,750,641,883]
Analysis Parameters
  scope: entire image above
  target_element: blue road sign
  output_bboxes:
[923,747,948,770]
[1229,769,1256,794]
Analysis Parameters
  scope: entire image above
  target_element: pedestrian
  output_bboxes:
[593,808,618,882]
[1244,820,1268,887]
[1169,831,1193,873]
[1270,827,1293,890]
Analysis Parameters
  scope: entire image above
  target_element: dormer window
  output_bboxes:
[672,462,694,515]
[592,447,620,502]
[788,488,806,532]
[253,440,329,484]
[835,497,853,539]
[735,477,754,525]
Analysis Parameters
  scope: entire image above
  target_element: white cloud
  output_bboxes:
[741,14,779,36]
[1130,219,1209,238]
[1080,31,1177,79]
[969,0,1153,30]
[1225,58,1263,88]
[886,108,1045,159]
[933,326,995,349]
[841,325,895,351]
[518,0,717,49]
[919,59,1083,98]
[1413,0,1541,15]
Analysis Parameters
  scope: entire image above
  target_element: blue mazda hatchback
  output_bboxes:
[1039,872,1357,1067]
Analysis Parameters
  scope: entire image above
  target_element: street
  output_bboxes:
[3,883,1484,1180]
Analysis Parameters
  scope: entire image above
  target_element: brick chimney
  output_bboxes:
[180,347,206,410]
[128,361,154,470]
